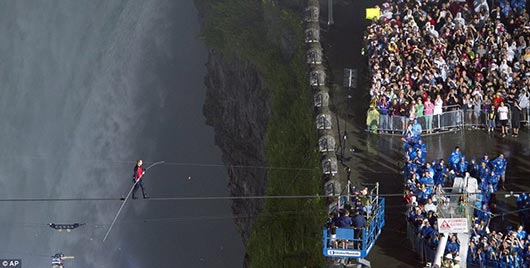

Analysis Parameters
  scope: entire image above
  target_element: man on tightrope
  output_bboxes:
[132,159,149,199]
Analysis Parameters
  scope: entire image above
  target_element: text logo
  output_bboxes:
[0,259,21,267]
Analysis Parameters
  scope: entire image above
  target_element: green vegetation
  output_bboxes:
[195,0,326,267]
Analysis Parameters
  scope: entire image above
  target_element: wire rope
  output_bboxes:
[0,191,527,202]
[0,154,317,171]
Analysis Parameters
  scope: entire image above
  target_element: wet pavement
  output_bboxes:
[339,128,530,267]
[322,0,530,267]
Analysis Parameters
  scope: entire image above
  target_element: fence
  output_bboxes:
[369,108,464,134]
[368,105,530,135]
[461,104,530,130]
[407,219,437,264]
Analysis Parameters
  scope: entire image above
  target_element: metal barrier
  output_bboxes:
[406,219,437,264]
[460,104,524,131]
[369,109,464,134]
[368,104,530,135]
[522,107,530,125]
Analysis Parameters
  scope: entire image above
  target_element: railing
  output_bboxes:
[407,219,437,264]
[461,105,510,129]
[322,197,385,259]
[368,103,530,135]
[368,108,464,134]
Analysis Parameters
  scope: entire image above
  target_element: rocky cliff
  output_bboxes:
[203,50,271,244]
[196,2,325,267]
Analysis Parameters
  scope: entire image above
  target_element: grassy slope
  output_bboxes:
[196,0,326,267]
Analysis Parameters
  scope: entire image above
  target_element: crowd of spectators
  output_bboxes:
[400,120,530,267]
[364,0,530,137]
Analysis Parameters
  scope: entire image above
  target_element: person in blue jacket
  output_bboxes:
[510,0,526,13]
[336,210,352,228]
[476,203,492,225]
[406,146,418,164]
[404,124,415,141]
[434,159,448,186]
[480,153,491,168]
[415,149,426,167]
[492,153,507,190]
[487,171,500,193]
[449,146,463,171]
[409,207,425,227]
[445,234,460,255]
[457,157,468,177]
[378,96,391,132]
[417,184,430,205]
[478,162,490,183]
[478,176,489,193]
[419,173,434,188]
[416,138,427,155]
[467,157,479,178]
[516,225,527,240]
[419,219,434,240]
[424,162,435,179]
[412,118,423,136]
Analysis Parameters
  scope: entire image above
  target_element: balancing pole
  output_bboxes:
[103,161,165,242]
[103,181,136,242]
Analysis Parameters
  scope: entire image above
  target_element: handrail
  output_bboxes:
[441,104,462,110]
[366,108,464,135]
[322,197,384,258]
[368,100,530,134]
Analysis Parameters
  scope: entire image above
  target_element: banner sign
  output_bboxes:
[438,218,469,233]
[326,249,361,257]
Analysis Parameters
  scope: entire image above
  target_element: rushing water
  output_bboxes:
[0,0,244,267]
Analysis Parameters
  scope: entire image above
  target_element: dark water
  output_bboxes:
[0,1,243,267]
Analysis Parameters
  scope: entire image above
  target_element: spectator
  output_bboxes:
[352,210,367,249]
[487,103,497,133]
[425,197,437,213]
[337,210,352,228]
[424,95,435,133]
[365,0,530,134]
[370,1,530,264]
[416,97,424,118]
[497,101,509,137]
[366,104,380,133]
[492,153,507,190]
[378,96,391,133]
[516,225,526,240]
[446,234,460,256]
[359,187,372,214]
[412,118,423,136]
[434,94,444,129]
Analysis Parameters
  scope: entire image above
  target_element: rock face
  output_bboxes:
[203,49,271,244]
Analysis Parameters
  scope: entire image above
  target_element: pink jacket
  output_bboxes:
[424,101,434,115]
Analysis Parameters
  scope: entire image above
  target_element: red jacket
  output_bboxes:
[134,165,144,181]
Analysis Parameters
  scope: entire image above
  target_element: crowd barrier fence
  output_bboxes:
[367,105,530,135]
